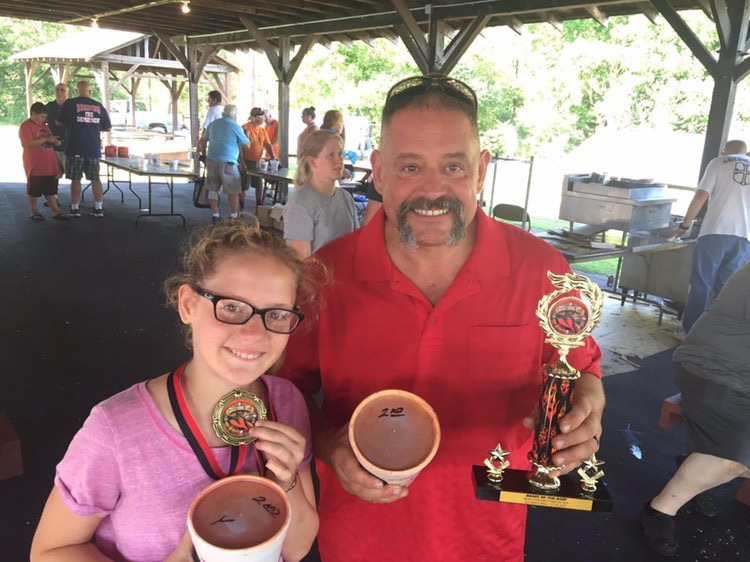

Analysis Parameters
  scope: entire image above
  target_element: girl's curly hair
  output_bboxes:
[163,217,328,348]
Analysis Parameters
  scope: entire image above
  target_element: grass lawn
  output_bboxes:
[483,209,620,279]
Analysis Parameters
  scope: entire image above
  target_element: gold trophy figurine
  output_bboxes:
[472,271,613,512]
[483,444,511,485]
[577,454,605,494]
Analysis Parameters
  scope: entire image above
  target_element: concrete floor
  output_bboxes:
[595,293,683,377]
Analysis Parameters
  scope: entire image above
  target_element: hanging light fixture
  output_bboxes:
[91,17,99,28]
[181,1,191,13]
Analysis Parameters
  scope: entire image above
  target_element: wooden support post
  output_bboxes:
[699,0,750,178]
[278,36,291,169]
[51,64,62,85]
[651,0,750,187]
[24,62,35,116]
[225,72,232,103]
[131,78,140,127]
[427,8,445,72]
[170,81,179,133]
[238,15,316,169]
[188,43,201,174]
[100,61,111,144]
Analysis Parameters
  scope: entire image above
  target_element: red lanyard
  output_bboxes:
[167,360,277,480]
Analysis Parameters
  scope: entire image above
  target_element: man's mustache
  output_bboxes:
[398,196,463,215]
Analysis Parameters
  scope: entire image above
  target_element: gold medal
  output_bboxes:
[212,390,268,446]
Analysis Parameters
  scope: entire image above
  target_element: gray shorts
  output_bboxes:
[206,159,241,195]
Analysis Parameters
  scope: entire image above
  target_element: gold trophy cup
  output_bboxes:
[472,271,613,512]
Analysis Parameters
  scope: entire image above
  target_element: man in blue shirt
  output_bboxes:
[56,81,111,218]
[197,104,250,221]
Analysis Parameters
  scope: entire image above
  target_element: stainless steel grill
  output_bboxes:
[560,174,675,232]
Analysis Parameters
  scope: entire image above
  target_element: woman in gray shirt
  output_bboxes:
[284,130,359,258]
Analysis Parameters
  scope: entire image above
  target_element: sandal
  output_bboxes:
[30,213,45,221]
[52,213,70,221]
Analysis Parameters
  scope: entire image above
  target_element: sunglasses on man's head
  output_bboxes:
[385,74,478,111]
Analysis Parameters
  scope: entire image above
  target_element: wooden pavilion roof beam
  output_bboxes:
[150,29,190,74]
[187,0,647,47]
[585,5,609,26]
[441,13,491,74]
[238,14,317,169]
[189,0,319,18]
[504,16,525,34]
[97,54,233,74]
[354,31,377,47]
[332,33,355,47]
[694,0,715,18]
[650,0,750,181]
[544,11,565,31]
[390,0,490,75]
[60,0,178,25]
[651,0,717,76]
[708,0,731,51]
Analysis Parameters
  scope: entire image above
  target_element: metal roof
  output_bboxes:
[9,29,146,63]
[8,28,238,75]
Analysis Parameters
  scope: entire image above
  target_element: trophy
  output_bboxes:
[472,271,613,512]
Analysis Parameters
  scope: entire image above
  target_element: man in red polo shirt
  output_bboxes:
[281,75,604,561]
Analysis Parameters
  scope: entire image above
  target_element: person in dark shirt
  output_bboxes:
[642,262,750,557]
[45,83,68,178]
[56,81,111,218]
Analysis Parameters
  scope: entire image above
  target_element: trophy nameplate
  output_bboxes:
[472,271,613,512]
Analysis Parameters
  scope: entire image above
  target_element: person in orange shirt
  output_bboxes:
[241,107,275,208]
[296,107,318,158]
[263,109,279,159]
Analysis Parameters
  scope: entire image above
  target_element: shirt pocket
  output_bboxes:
[468,325,541,388]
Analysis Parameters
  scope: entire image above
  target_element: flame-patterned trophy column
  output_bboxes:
[528,271,603,490]
[472,270,612,511]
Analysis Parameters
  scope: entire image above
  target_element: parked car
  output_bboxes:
[109,99,187,133]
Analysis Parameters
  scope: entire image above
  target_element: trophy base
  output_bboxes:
[471,465,613,512]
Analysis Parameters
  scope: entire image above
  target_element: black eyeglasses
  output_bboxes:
[193,286,304,334]
[385,74,478,111]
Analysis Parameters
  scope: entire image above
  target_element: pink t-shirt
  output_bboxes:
[55,374,311,562]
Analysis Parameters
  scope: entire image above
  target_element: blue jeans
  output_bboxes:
[683,234,750,332]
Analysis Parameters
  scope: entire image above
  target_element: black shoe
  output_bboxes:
[69,208,82,218]
[641,502,678,557]
[694,490,719,517]
[90,208,104,218]
[211,216,220,224]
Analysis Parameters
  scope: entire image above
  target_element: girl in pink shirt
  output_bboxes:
[31,220,321,562]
